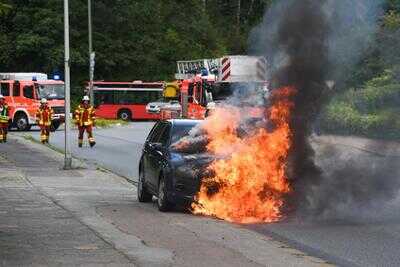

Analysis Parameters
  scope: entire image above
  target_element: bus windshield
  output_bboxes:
[37,84,65,100]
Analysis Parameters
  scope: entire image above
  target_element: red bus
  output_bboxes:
[91,81,164,120]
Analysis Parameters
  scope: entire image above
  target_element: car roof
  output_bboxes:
[167,119,202,127]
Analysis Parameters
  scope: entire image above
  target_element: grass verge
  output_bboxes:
[93,119,129,128]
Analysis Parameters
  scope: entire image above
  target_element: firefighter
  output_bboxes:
[0,94,9,143]
[36,98,54,144]
[74,95,96,148]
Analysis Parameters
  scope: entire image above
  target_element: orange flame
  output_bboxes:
[192,86,296,224]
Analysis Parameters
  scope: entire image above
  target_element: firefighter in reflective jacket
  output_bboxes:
[36,98,53,144]
[0,94,9,143]
[74,95,96,147]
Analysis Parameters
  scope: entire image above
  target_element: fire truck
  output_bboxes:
[0,73,65,131]
[159,55,269,119]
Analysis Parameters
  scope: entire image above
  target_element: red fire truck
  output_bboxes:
[159,55,269,119]
[0,73,65,131]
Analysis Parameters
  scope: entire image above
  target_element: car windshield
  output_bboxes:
[37,84,65,100]
[171,124,198,144]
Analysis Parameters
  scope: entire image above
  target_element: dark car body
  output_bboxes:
[138,119,210,210]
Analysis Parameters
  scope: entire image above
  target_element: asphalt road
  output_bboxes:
[17,124,400,267]
[16,122,155,181]
[251,136,400,267]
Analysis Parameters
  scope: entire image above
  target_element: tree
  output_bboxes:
[0,1,11,15]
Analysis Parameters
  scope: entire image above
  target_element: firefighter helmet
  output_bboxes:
[40,98,47,104]
[82,95,90,102]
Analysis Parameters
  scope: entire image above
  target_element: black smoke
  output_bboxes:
[250,0,392,218]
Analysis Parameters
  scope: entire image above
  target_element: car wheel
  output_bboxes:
[118,109,131,121]
[138,167,153,202]
[15,114,31,131]
[157,174,172,212]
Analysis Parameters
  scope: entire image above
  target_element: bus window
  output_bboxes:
[0,83,10,96]
[94,91,115,106]
[151,91,162,101]
[116,91,136,104]
[116,90,162,105]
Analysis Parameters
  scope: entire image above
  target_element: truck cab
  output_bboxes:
[0,73,65,131]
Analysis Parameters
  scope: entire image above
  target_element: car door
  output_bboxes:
[143,122,164,191]
[22,83,39,120]
[147,123,171,189]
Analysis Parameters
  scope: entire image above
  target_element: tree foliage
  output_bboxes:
[0,0,270,87]
[321,2,400,139]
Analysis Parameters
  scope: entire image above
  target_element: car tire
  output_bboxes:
[15,113,31,131]
[138,167,153,203]
[118,109,131,121]
[157,174,173,212]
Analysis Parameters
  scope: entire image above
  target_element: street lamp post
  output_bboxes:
[88,0,95,105]
[63,0,72,170]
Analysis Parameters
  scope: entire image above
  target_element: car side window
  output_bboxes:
[146,125,158,142]
[148,123,166,143]
[158,124,171,146]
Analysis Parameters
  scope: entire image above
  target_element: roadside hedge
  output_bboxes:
[320,70,400,139]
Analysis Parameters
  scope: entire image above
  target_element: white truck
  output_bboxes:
[175,55,268,83]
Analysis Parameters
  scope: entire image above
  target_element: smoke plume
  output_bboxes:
[250,0,396,218]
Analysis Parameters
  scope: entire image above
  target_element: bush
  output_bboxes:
[321,70,400,139]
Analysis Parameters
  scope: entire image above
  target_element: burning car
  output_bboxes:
[138,119,210,211]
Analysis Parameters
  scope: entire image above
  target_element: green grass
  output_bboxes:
[94,119,129,128]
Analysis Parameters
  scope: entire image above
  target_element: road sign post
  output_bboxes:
[63,0,72,170]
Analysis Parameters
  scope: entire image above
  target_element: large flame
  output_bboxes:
[192,86,296,223]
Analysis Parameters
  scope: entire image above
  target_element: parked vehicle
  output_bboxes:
[0,73,65,131]
[145,101,168,114]
[146,100,181,115]
[91,81,164,120]
[138,119,210,211]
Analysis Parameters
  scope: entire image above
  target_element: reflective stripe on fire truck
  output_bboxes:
[221,57,231,81]
[257,58,268,81]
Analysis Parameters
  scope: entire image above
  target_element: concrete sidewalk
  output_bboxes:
[0,137,170,266]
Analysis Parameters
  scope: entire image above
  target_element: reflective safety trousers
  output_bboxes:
[0,104,9,123]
